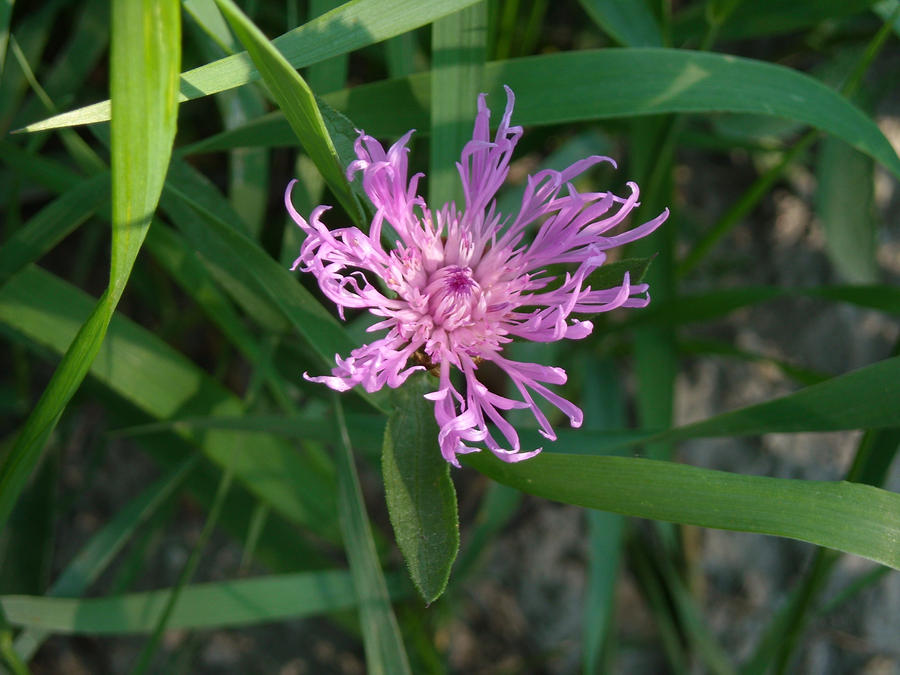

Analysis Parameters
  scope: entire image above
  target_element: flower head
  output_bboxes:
[287,86,668,466]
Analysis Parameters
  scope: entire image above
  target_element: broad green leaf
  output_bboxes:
[577,0,663,47]
[816,137,878,283]
[0,266,340,538]
[214,0,363,224]
[21,0,483,132]
[13,457,198,660]
[382,374,459,604]
[334,398,412,675]
[2,570,403,633]
[0,0,180,531]
[463,452,900,569]
[430,2,486,205]
[184,49,900,182]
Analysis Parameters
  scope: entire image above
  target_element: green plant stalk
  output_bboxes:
[333,394,412,675]
[131,467,233,675]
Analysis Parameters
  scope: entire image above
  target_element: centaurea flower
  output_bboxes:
[287,87,668,466]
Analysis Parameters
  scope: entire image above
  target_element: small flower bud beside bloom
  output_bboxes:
[287,86,668,466]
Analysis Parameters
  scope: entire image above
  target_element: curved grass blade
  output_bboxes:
[13,456,198,661]
[183,49,900,181]
[0,170,108,288]
[463,452,900,570]
[0,266,340,538]
[2,570,405,633]
[20,0,483,133]
[214,0,363,224]
[334,396,412,675]
[0,0,180,531]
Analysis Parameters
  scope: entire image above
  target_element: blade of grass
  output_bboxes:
[307,0,349,94]
[131,467,233,675]
[0,266,340,538]
[0,0,14,76]
[577,0,663,47]
[2,570,406,634]
[21,0,484,133]
[13,456,198,661]
[0,171,109,288]
[214,0,363,224]
[463,451,900,570]
[0,0,181,532]
[430,1,486,206]
[334,394,412,674]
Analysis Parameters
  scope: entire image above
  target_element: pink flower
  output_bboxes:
[287,87,668,466]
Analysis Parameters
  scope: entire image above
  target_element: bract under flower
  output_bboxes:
[287,86,668,466]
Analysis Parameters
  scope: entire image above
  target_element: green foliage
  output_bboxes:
[2,1,899,673]
[382,374,459,604]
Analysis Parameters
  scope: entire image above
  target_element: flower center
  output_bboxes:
[426,265,484,330]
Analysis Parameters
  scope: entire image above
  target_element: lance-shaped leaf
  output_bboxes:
[382,374,460,603]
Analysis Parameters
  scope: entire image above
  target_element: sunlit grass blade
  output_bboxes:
[464,451,900,569]
[2,570,405,633]
[0,266,340,538]
[214,0,363,224]
[430,2,486,205]
[307,0,349,94]
[334,396,412,674]
[13,456,198,661]
[577,0,663,46]
[13,0,107,131]
[0,0,180,532]
[20,0,483,133]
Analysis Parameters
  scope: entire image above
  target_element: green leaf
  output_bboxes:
[0,171,109,288]
[588,256,653,291]
[577,0,663,47]
[0,266,340,538]
[0,0,14,76]
[816,137,878,283]
[675,0,878,41]
[2,570,404,633]
[185,49,900,182]
[20,0,484,133]
[382,374,459,604]
[334,397,412,675]
[430,2,486,205]
[0,0,180,532]
[463,452,900,569]
[214,0,363,224]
